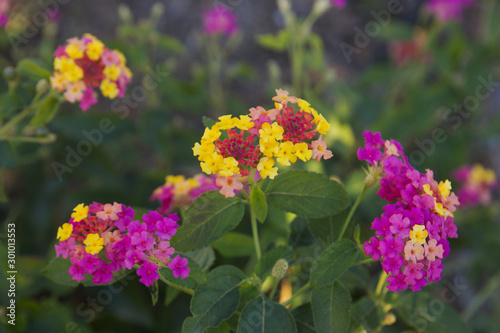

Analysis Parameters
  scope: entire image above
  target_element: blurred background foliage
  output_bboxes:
[0,0,499,332]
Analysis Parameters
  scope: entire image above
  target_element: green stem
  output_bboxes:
[0,106,34,136]
[269,277,280,301]
[158,271,194,295]
[463,272,500,321]
[0,134,56,143]
[250,200,262,260]
[281,282,311,307]
[374,271,388,297]
[337,184,369,241]
[351,258,376,267]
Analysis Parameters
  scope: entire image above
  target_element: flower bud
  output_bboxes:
[271,258,288,279]
[3,66,16,81]
[383,313,396,326]
[36,79,49,95]
[118,4,133,23]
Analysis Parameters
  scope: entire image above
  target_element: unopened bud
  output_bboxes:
[271,259,288,279]
[277,0,291,13]
[3,66,16,81]
[150,2,165,21]
[36,79,49,95]
[383,313,396,326]
[118,5,133,23]
[312,0,331,16]
[364,165,381,187]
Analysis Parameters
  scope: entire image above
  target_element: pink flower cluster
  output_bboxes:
[0,0,9,27]
[55,202,189,287]
[358,130,460,292]
[425,0,474,22]
[453,164,497,207]
[151,174,219,214]
[202,5,239,36]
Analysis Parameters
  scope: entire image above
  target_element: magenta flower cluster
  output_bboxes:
[202,5,239,36]
[55,202,190,287]
[358,130,460,292]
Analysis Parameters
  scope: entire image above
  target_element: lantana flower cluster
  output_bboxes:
[151,174,219,214]
[55,202,189,286]
[50,34,132,111]
[453,164,497,207]
[359,130,460,292]
[202,5,239,36]
[192,89,333,197]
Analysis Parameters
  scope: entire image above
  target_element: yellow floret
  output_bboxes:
[103,64,121,81]
[84,233,104,255]
[56,223,73,241]
[100,79,119,99]
[71,203,88,222]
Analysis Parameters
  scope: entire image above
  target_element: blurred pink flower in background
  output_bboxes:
[453,164,497,207]
[0,0,9,27]
[331,0,346,9]
[202,5,239,36]
[388,29,432,67]
[47,9,61,23]
[425,0,474,22]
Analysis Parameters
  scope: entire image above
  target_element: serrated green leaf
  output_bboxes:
[308,209,349,247]
[397,292,473,333]
[173,191,245,252]
[42,256,132,287]
[159,253,207,291]
[237,297,297,333]
[182,266,245,333]
[250,186,267,223]
[310,240,359,287]
[16,58,51,80]
[255,246,292,279]
[311,282,351,333]
[292,304,316,333]
[148,280,159,306]
[30,94,61,127]
[265,171,350,218]
[212,232,255,258]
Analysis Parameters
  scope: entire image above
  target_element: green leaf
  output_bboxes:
[310,240,359,287]
[202,116,217,128]
[292,304,316,333]
[159,253,207,291]
[173,191,245,252]
[30,94,61,127]
[16,58,51,80]
[42,256,131,287]
[255,246,292,279]
[185,247,216,271]
[183,266,245,333]
[351,297,383,331]
[397,292,473,333]
[311,282,351,333]
[237,297,297,333]
[148,280,159,306]
[212,232,255,257]
[0,170,7,203]
[265,171,350,218]
[0,93,23,120]
[256,30,290,52]
[250,186,267,223]
[308,209,349,248]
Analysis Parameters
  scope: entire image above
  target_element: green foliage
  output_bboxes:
[265,171,350,218]
[250,186,268,223]
[15,59,51,80]
[174,191,245,252]
[256,30,290,52]
[255,246,292,279]
[29,94,61,127]
[159,254,207,291]
[212,232,255,258]
[396,292,473,333]
[183,266,245,333]
[311,282,351,333]
[310,240,359,287]
[237,297,297,333]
